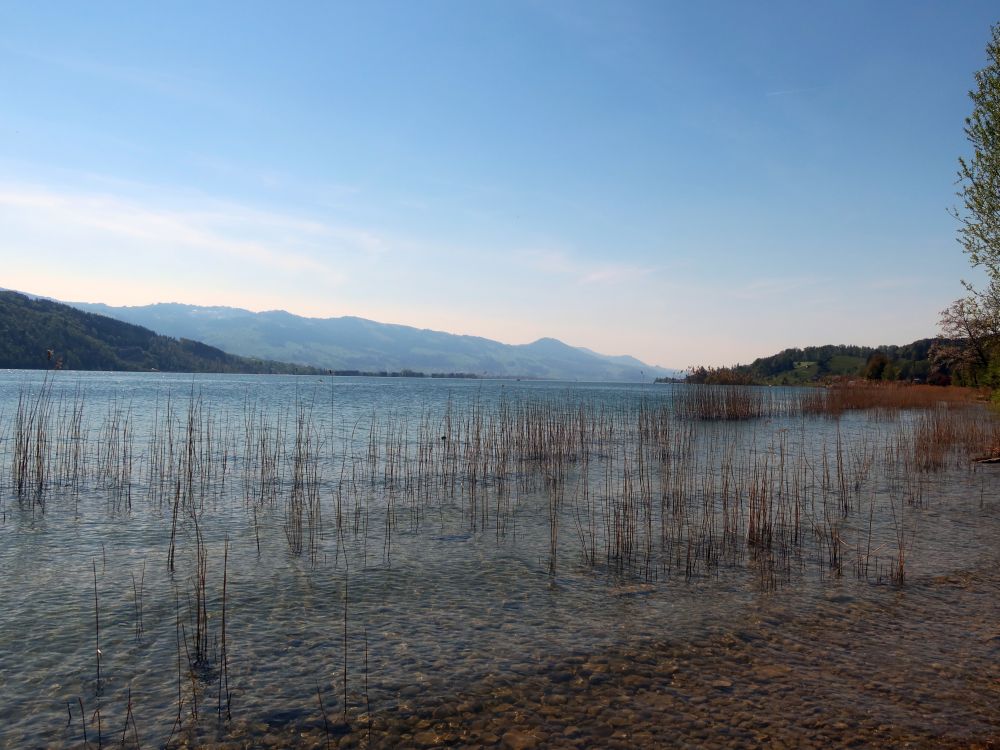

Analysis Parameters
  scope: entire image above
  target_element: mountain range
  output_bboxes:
[0,290,319,374]
[64,301,678,381]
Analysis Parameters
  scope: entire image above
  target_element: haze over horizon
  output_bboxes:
[3,2,997,367]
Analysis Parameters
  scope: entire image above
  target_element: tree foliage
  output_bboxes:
[684,365,754,385]
[941,23,1000,385]
[670,340,950,386]
[955,24,1000,281]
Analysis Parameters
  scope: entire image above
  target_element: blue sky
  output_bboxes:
[1,1,997,367]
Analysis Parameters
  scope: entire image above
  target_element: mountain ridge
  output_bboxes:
[67,299,679,382]
[0,290,322,374]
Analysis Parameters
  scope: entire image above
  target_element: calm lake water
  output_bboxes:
[0,371,997,748]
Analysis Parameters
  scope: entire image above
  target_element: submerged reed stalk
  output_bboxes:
[218,536,231,720]
[92,559,101,691]
[132,561,145,641]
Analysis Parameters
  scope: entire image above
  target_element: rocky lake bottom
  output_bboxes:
[168,561,1000,749]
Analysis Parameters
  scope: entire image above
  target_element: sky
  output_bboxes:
[1,1,998,368]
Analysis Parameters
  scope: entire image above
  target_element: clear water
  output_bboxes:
[0,371,997,748]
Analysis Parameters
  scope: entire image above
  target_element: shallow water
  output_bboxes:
[0,372,997,748]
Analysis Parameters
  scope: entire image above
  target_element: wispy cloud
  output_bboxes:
[516,249,575,275]
[864,276,922,291]
[516,248,654,286]
[1,43,219,105]
[579,264,651,285]
[192,156,363,206]
[765,86,822,98]
[0,182,388,280]
[730,275,825,300]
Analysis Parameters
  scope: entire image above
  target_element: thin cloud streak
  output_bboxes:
[1,43,219,105]
[0,182,390,278]
[730,275,826,300]
[764,86,823,97]
[515,248,654,286]
[579,264,653,285]
[865,276,923,291]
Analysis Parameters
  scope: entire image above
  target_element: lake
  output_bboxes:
[1,371,998,748]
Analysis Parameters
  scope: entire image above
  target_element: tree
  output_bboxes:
[939,296,998,365]
[942,23,1000,373]
[955,24,1000,280]
[863,352,889,381]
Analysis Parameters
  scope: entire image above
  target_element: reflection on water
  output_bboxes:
[0,371,997,748]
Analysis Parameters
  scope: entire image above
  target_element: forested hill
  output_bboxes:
[745,340,942,384]
[0,291,320,374]
[679,339,954,385]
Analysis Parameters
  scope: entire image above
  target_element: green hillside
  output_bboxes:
[671,340,957,386]
[0,291,319,374]
[747,341,941,384]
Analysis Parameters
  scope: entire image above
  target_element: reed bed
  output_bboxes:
[1,375,997,746]
[667,382,988,422]
[5,380,997,581]
[797,382,988,417]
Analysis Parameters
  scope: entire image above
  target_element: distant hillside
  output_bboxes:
[743,341,942,384]
[69,301,680,382]
[0,291,320,374]
[671,340,949,386]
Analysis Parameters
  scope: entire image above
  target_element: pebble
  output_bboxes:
[412,730,439,747]
[502,729,539,750]
[172,563,1000,750]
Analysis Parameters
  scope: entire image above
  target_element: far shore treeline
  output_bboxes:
[658,338,996,388]
[2,287,992,387]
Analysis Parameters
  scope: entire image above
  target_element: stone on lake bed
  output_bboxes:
[612,583,656,597]
[825,593,854,604]
[260,708,311,727]
[502,728,540,750]
[412,730,443,747]
[754,664,792,680]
